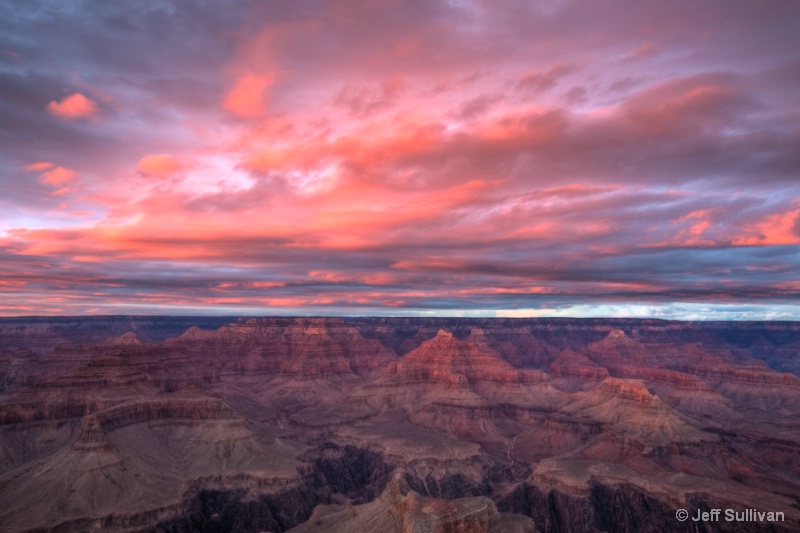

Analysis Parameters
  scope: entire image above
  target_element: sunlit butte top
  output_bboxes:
[1,0,799,319]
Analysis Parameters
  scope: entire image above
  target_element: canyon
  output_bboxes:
[1,316,800,532]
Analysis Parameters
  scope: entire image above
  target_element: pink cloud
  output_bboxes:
[46,93,99,120]
[666,209,718,246]
[222,72,274,118]
[136,154,183,177]
[735,208,800,246]
[516,63,574,92]
[23,161,78,190]
[621,74,754,132]
[3,1,800,316]
[25,161,55,171]
[623,43,659,62]
[40,166,77,186]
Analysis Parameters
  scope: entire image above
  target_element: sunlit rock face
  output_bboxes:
[1,317,800,532]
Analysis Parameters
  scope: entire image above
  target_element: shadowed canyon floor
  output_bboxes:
[1,317,800,532]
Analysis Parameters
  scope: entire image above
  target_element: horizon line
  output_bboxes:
[2,314,800,324]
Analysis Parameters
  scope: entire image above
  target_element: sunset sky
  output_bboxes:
[1,0,799,318]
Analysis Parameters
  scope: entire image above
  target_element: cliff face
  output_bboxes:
[2,317,800,533]
[288,473,528,533]
[386,328,520,386]
[169,318,396,385]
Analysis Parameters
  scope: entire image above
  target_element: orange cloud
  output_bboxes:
[136,154,183,177]
[223,72,273,118]
[46,93,98,120]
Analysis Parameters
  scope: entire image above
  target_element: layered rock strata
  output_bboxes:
[1,317,800,532]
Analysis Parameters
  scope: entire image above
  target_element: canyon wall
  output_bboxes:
[1,317,800,532]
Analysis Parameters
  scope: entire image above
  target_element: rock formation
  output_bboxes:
[289,473,534,533]
[1,317,800,532]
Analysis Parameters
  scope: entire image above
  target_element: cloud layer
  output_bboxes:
[1,0,799,318]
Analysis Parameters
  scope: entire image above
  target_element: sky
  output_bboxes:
[1,0,799,319]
